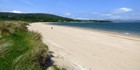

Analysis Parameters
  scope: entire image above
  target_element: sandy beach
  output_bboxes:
[29,23,140,70]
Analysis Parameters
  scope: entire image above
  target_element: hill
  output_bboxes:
[0,12,111,22]
[0,12,74,22]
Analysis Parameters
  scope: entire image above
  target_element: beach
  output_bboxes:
[29,23,140,70]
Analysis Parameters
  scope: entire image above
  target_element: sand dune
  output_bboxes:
[29,23,140,70]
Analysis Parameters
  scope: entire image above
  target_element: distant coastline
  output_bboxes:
[0,12,112,22]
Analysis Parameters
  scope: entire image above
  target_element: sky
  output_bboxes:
[0,0,140,20]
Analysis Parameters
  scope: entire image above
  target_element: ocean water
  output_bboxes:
[48,22,140,36]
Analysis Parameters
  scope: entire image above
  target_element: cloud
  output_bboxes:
[64,12,71,16]
[99,7,134,19]
[101,13,120,19]
[76,17,88,20]
[113,7,133,13]
[12,10,22,13]
[62,7,137,20]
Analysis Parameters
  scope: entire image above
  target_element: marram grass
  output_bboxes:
[0,21,48,70]
[0,21,65,70]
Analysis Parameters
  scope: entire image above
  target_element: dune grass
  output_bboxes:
[0,21,66,70]
[53,66,66,70]
[0,21,48,70]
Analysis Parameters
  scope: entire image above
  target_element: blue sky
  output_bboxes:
[0,0,140,20]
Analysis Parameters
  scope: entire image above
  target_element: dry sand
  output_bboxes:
[29,23,140,70]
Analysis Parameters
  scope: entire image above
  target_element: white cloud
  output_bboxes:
[64,12,71,16]
[101,13,120,19]
[61,7,136,20]
[76,17,87,20]
[12,10,22,13]
[98,7,134,19]
[113,7,133,13]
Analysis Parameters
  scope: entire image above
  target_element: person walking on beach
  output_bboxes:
[51,27,53,29]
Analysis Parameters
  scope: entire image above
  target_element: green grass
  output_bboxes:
[0,21,48,70]
[0,21,66,70]
[53,66,66,70]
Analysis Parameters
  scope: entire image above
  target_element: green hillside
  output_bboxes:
[0,12,74,22]
[0,12,111,22]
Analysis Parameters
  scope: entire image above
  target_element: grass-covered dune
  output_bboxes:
[0,21,49,70]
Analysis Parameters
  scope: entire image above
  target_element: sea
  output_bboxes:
[48,22,140,36]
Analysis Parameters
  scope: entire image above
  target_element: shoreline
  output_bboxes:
[46,22,140,41]
[29,22,140,70]
[66,26,140,40]
[46,22,140,38]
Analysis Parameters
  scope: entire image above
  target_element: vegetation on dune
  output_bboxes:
[0,21,64,70]
[53,66,66,70]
